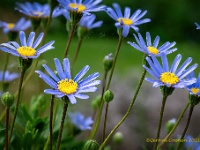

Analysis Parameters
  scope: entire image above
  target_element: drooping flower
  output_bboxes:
[195,22,200,30]
[0,31,54,59]
[185,135,200,150]
[128,32,177,56]
[79,14,103,29]
[35,58,101,104]
[105,3,150,37]
[0,71,19,82]
[144,53,198,88]
[0,18,31,34]
[186,72,200,95]
[69,112,93,130]
[15,2,62,18]
[58,0,105,15]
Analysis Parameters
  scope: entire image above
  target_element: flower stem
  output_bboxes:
[2,53,10,91]
[71,38,83,67]
[50,95,55,150]
[103,103,109,142]
[90,71,108,139]
[63,25,77,58]
[176,105,195,150]
[153,95,168,150]
[99,69,146,150]
[157,102,190,149]
[9,69,26,143]
[5,107,10,150]
[56,100,69,150]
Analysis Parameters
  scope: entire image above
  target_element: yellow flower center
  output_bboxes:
[117,18,133,26]
[7,23,15,29]
[33,11,43,17]
[69,3,86,12]
[148,46,159,55]
[57,79,78,95]
[160,72,179,85]
[191,88,199,95]
[17,46,36,57]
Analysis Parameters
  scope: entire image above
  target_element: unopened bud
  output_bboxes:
[103,53,113,72]
[91,95,101,110]
[84,140,99,150]
[1,92,15,107]
[103,90,114,103]
[112,132,123,145]
[165,118,176,134]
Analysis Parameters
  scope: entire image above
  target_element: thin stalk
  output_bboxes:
[153,96,168,150]
[63,25,77,58]
[50,95,55,150]
[177,105,194,150]
[56,100,69,150]
[99,69,146,150]
[2,53,10,91]
[103,103,109,142]
[4,107,10,150]
[106,36,123,90]
[71,38,83,67]
[157,102,190,149]
[9,69,26,143]
[90,71,108,139]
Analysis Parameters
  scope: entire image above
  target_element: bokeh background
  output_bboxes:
[1,0,200,149]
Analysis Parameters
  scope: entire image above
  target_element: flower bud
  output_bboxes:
[165,118,176,134]
[103,53,113,72]
[91,95,101,110]
[103,90,114,103]
[84,140,99,150]
[112,132,123,145]
[1,92,15,107]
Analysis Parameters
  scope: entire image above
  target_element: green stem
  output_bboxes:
[56,100,69,150]
[90,71,108,139]
[50,95,55,150]
[63,25,77,58]
[2,53,10,91]
[106,36,123,90]
[5,107,9,150]
[99,69,146,150]
[9,69,26,143]
[157,102,190,149]
[176,105,194,150]
[103,103,109,142]
[71,38,83,67]
[153,96,168,150]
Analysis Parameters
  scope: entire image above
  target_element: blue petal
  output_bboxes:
[176,57,192,77]
[42,64,60,82]
[63,58,71,79]
[67,94,77,104]
[27,32,35,47]
[74,65,90,82]
[33,32,44,48]
[54,58,65,79]
[19,31,27,46]
[170,54,182,73]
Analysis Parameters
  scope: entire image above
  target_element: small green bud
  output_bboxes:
[1,92,15,107]
[77,26,89,38]
[91,95,101,110]
[165,118,176,134]
[84,140,99,150]
[103,90,114,103]
[112,132,123,145]
[103,53,113,72]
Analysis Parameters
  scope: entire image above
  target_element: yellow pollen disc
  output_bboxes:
[17,46,36,57]
[33,11,43,17]
[57,79,78,95]
[7,23,15,29]
[160,72,179,85]
[148,46,159,55]
[191,88,199,95]
[117,18,133,26]
[69,3,86,12]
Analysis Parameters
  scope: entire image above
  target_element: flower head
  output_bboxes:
[144,53,198,88]
[0,18,31,34]
[0,71,19,82]
[186,72,200,95]
[58,0,105,15]
[79,14,103,29]
[0,31,54,59]
[69,112,93,130]
[15,2,62,18]
[195,22,200,30]
[105,3,150,37]
[128,32,177,56]
[35,58,101,104]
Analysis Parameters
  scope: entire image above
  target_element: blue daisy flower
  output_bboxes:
[0,31,54,59]
[128,32,177,56]
[79,14,103,29]
[58,0,105,15]
[15,2,62,18]
[185,135,200,150]
[0,18,31,34]
[35,58,101,104]
[195,22,200,30]
[69,112,93,130]
[186,72,200,95]
[0,71,19,82]
[144,53,198,88]
[105,3,151,37]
